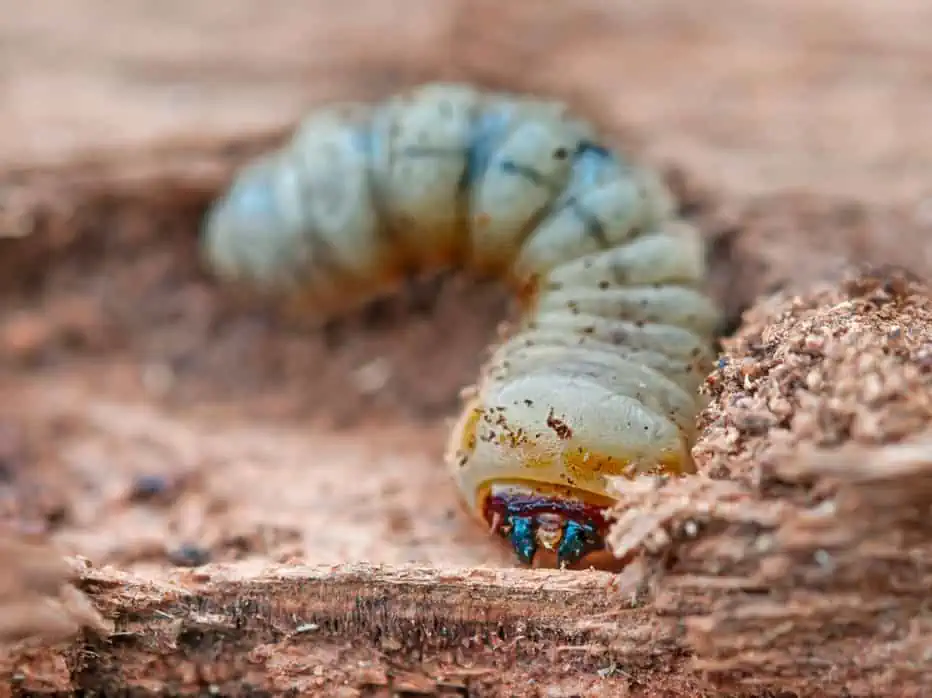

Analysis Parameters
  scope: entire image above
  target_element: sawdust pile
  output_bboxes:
[606,265,932,695]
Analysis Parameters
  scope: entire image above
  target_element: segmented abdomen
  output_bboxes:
[202,82,719,568]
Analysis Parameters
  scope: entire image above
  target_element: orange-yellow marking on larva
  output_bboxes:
[457,403,483,457]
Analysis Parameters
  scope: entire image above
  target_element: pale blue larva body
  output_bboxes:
[202,83,720,570]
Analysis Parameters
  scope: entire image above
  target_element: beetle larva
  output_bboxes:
[202,82,720,570]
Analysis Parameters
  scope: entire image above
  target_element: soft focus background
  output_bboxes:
[3,0,931,201]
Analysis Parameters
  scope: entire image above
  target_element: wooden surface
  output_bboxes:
[1,1,931,696]
[2,0,931,203]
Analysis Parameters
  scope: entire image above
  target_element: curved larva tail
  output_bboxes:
[201,153,307,290]
[202,82,721,570]
[202,103,398,317]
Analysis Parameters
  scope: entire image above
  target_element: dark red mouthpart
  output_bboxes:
[482,483,611,568]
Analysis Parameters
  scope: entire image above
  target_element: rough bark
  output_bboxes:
[7,563,708,696]
[607,267,932,696]
[2,1,932,696]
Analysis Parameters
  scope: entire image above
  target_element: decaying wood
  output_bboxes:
[4,275,931,696]
[3,1,932,696]
[605,267,932,696]
[603,437,932,696]
[5,420,932,697]
[7,564,709,696]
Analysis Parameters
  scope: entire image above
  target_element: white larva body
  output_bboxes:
[202,82,720,569]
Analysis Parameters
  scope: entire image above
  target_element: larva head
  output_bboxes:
[449,375,696,571]
[480,481,619,570]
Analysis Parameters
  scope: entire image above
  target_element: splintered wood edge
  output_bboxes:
[35,562,700,692]
[78,562,644,646]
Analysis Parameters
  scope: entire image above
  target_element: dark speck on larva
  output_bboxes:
[546,409,573,440]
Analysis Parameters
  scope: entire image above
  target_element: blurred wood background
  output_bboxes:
[1,0,930,204]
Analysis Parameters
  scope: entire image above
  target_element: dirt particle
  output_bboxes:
[546,409,573,440]
[127,474,175,504]
[167,544,211,568]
